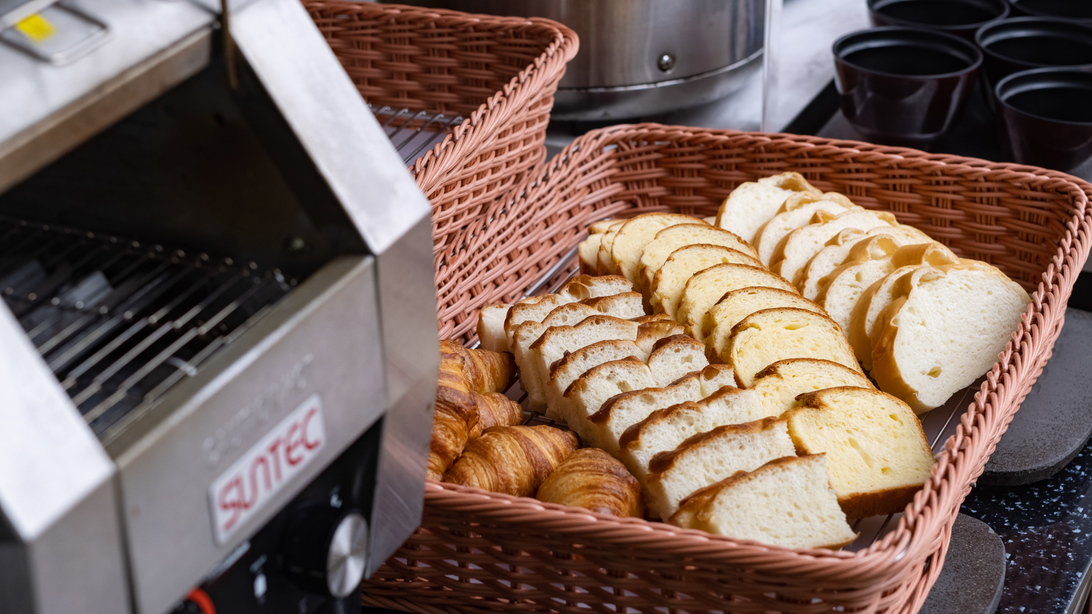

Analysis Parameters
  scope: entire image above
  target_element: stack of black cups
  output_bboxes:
[834,0,1092,171]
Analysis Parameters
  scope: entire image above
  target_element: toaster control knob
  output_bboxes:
[281,508,369,598]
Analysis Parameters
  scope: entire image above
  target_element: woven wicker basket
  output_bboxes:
[364,124,1092,613]
[306,1,577,282]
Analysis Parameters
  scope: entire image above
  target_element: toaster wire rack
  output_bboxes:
[0,217,295,437]
[483,245,971,554]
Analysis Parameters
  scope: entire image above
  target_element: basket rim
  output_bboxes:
[424,123,1092,577]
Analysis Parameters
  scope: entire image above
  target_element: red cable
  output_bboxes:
[186,588,216,614]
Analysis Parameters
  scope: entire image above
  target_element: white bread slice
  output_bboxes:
[639,224,758,290]
[814,235,901,333]
[698,364,739,396]
[870,262,1030,412]
[564,358,658,443]
[611,213,703,284]
[505,295,567,343]
[617,386,763,480]
[545,339,647,422]
[677,264,797,338]
[650,245,764,317]
[769,209,898,290]
[589,219,617,234]
[587,374,703,453]
[478,303,512,352]
[798,226,937,297]
[580,292,647,320]
[596,220,628,275]
[540,303,601,329]
[703,215,717,225]
[527,316,640,411]
[749,358,874,418]
[669,454,858,549]
[752,193,857,265]
[705,287,824,352]
[635,320,685,356]
[646,335,709,386]
[724,308,863,387]
[784,387,935,518]
[578,233,603,274]
[558,274,634,302]
[645,417,796,519]
[714,172,822,242]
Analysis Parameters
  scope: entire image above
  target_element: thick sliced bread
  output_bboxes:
[639,224,758,290]
[636,320,686,356]
[814,235,901,333]
[559,274,634,302]
[752,193,857,265]
[650,245,764,317]
[724,308,863,386]
[595,221,627,275]
[646,335,709,386]
[645,417,796,519]
[618,386,763,480]
[668,454,858,549]
[705,287,824,352]
[870,262,1030,412]
[564,358,658,444]
[527,316,640,411]
[698,364,739,396]
[579,233,603,274]
[504,295,566,343]
[677,264,797,338]
[478,303,512,352]
[784,387,936,518]
[750,359,874,418]
[611,213,703,284]
[545,339,646,422]
[588,375,703,453]
[770,209,898,289]
[797,226,934,299]
[580,292,647,320]
[714,172,822,242]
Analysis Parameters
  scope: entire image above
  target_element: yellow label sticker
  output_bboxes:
[15,14,56,43]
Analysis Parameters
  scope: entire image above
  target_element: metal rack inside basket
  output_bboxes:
[477,245,974,552]
[369,105,464,165]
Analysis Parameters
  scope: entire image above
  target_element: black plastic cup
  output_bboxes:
[833,27,982,147]
[975,17,1092,95]
[868,0,1010,40]
[996,68,1092,170]
[1007,0,1092,21]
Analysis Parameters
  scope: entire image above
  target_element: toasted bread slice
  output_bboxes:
[669,454,858,549]
[588,375,703,453]
[639,224,758,290]
[545,339,647,422]
[770,209,898,289]
[724,308,862,386]
[705,287,824,352]
[646,335,709,386]
[527,316,640,411]
[646,417,796,519]
[650,245,764,317]
[750,358,874,418]
[784,387,935,518]
[870,262,1030,412]
[752,193,856,265]
[618,386,763,480]
[564,358,658,444]
[611,213,703,284]
[714,172,822,242]
[677,264,797,338]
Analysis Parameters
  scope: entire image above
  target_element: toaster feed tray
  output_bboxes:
[0,217,294,438]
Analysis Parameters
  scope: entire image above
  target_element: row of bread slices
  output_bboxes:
[476,274,935,549]
[711,172,1032,412]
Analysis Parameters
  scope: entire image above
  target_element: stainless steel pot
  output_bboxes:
[394,0,766,120]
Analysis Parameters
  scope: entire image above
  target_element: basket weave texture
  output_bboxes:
[306,0,577,268]
[366,124,1092,613]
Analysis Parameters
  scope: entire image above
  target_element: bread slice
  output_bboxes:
[723,308,863,387]
[504,294,566,343]
[646,335,709,387]
[752,193,857,265]
[639,224,758,290]
[668,454,857,549]
[588,374,703,453]
[798,226,937,298]
[784,387,936,518]
[580,292,647,320]
[698,364,739,396]
[714,172,822,242]
[478,303,512,352]
[528,316,640,411]
[814,235,901,333]
[545,339,647,422]
[595,220,627,274]
[870,262,1030,412]
[579,233,603,274]
[646,417,796,519]
[611,213,703,284]
[677,264,797,338]
[635,320,686,356]
[558,274,634,302]
[564,358,658,443]
[650,245,764,317]
[769,209,898,290]
[705,287,824,352]
[749,359,874,418]
[618,386,763,480]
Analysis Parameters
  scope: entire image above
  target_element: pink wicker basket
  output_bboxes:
[365,124,1092,613]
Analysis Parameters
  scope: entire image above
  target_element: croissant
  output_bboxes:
[475,392,524,433]
[427,355,481,480]
[440,340,516,393]
[536,448,645,518]
[444,425,580,497]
